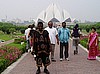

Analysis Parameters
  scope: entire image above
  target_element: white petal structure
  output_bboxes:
[62,9,71,22]
[45,3,54,22]
[53,4,62,22]
[36,3,71,24]
[36,10,46,23]
[45,3,61,22]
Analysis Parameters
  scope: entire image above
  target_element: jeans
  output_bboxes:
[60,42,69,59]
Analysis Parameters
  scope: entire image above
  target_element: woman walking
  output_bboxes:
[87,27,99,60]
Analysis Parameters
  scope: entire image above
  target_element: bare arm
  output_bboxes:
[56,34,59,45]
[96,35,99,46]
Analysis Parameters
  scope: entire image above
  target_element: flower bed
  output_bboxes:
[0,38,26,73]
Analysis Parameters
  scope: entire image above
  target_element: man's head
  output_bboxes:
[48,21,53,28]
[30,25,33,29]
[32,24,35,27]
[62,22,66,28]
[74,24,79,28]
[37,22,43,31]
[28,25,31,28]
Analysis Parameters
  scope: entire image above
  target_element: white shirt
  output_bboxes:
[25,28,31,40]
[45,27,58,44]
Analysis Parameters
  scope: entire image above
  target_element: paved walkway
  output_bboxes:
[0,39,14,47]
[1,39,100,74]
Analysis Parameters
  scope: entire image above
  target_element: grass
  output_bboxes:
[0,32,24,41]
[7,42,25,49]
[81,30,89,35]
[0,33,13,41]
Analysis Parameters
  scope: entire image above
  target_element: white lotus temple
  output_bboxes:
[35,3,73,26]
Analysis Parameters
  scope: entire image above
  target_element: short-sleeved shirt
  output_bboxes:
[25,28,31,40]
[45,27,58,44]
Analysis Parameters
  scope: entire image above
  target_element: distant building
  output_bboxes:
[1,19,7,22]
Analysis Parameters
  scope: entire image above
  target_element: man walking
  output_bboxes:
[45,21,59,62]
[25,25,31,52]
[71,24,81,55]
[58,22,70,61]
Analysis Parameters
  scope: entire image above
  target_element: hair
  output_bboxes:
[48,21,53,24]
[28,25,31,28]
[74,24,79,28]
[91,27,96,31]
[30,25,33,29]
[32,24,35,27]
[37,22,43,26]
[62,22,66,25]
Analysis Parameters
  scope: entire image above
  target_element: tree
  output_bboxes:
[9,28,16,34]
[86,28,90,33]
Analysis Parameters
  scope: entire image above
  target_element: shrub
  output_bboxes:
[14,38,26,44]
[86,28,90,33]
[0,42,26,73]
[0,59,8,73]
[20,29,25,34]
[80,38,88,48]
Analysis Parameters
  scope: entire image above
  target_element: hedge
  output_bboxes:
[80,38,88,49]
[0,59,8,73]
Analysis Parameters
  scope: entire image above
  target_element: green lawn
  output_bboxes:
[0,33,13,41]
[15,32,24,36]
[81,30,89,35]
[0,32,24,41]
[7,43,25,49]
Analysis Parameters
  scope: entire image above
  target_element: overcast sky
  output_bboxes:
[0,0,100,22]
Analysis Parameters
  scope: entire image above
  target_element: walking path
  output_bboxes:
[1,39,100,74]
[0,39,14,47]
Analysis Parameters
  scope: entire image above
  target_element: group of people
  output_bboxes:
[24,21,99,74]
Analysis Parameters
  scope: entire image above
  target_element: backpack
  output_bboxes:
[72,28,80,37]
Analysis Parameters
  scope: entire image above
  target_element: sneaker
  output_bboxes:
[28,49,31,53]
[36,69,41,74]
[44,69,50,74]
[65,58,69,61]
[60,58,63,61]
